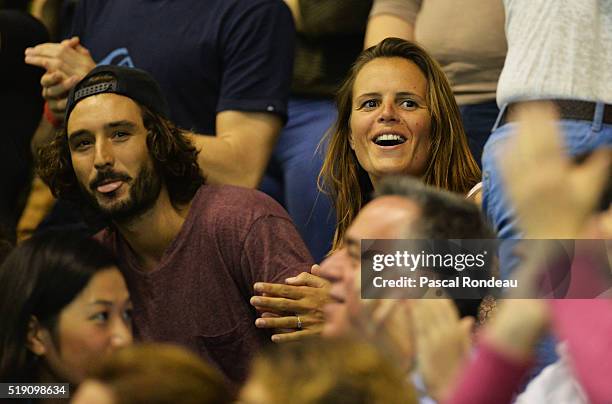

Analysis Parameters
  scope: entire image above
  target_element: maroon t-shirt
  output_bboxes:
[96,185,314,383]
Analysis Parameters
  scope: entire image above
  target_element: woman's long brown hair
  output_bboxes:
[319,38,480,252]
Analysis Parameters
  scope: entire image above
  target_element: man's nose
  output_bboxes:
[93,138,114,169]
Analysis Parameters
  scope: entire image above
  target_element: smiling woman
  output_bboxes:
[350,57,432,183]
[320,38,480,251]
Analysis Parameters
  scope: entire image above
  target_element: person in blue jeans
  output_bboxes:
[261,0,373,262]
[484,104,612,263]
[261,98,338,263]
[483,101,612,382]
[481,0,612,379]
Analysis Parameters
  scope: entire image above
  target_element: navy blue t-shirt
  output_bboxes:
[71,0,295,134]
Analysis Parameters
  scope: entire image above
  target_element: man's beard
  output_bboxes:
[82,163,162,224]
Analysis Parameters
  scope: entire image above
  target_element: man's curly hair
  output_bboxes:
[37,104,205,208]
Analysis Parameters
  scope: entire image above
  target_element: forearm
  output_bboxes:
[551,297,612,403]
[443,337,532,404]
[364,14,415,48]
[443,297,547,404]
[192,110,282,188]
[478,296,550,368]
[189,135,268,188]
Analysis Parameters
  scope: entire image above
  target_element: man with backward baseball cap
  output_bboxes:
[37,65,326,384]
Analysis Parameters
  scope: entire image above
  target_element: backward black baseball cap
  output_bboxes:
[65,65,170,123]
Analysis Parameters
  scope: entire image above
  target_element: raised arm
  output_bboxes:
[26,1,295,189]
[188,111,281,188]
[364,0,418,48]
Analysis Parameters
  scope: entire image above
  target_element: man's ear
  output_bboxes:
[26,316,48,357]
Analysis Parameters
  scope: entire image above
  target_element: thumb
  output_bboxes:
[460,316,474,332]
[62,36,80,48]
[286,272,329,288]
[310,264,322,276]
[459,316,475,350]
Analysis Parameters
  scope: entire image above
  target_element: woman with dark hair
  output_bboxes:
[0,231,133,385]
[319,37,481,251]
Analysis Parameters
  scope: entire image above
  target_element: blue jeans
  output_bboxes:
[460,101,499,168]
[483,102,612,253]
[482,101,612,376]
[260,97,337,263]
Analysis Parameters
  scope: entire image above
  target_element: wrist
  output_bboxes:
[43,102,63,129]
[485,319,547,361]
